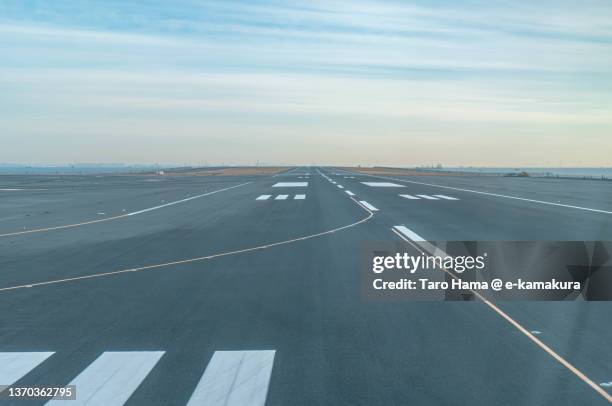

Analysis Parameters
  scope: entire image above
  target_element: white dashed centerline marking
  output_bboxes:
[337,185,344,189]
[359,201,378,211]
[186,350,276,406]
[345,191,355,196]
[392,225,426,242]
[275,195,288,200]
[256,195,272,201]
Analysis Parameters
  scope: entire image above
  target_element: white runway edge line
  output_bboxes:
[0,197,375,293]
[0,182,251,238]
[390,227,612,403]
[0,352,54,387]
[187,350,275,406]
[358,201,379,211]
[46,351,164,406]
[354,171,612,216]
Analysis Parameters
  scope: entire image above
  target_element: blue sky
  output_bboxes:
[1,0,611,166]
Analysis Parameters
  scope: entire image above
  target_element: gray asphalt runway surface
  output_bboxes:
[0,167,611,405]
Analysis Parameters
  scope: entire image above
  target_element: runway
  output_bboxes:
[0,167,611,405]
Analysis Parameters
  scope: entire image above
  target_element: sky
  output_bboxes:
[1,0,611,167]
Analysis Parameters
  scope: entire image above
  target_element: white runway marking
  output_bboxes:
[0,188,48,191]
[272,182,308,187]
[46,351,164,406]
[390,224,612,403]
[359,201,378,211]
[0,193,375,293]
[256,195,271,200]
[354,172,612,216]
[416,194,439,200]
[294,194,306,200]
[433,194,459,200]
[0,182,251,238]
[345,191,355,196]
[399,194,420,200]
[187,350,276,406]
[337,185,344,189]
[392,225,426,242]
[361,182,404,187]
[275,195,288,200]
[0,352,54,387]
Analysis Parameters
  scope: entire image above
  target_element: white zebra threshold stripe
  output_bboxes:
[0,352,54,387]
[294,194,306,200]
[46,351,164,406]
[433,195,459,200]
[255,195,271,200]
[187,350,276,406]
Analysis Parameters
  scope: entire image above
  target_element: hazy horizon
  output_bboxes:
[2,1,611,166]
